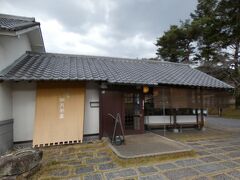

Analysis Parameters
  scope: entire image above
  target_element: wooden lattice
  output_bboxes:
[153,87,234,109]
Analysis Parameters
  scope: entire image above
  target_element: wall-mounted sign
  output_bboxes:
[59,97,65,119]
[90,101,99,108]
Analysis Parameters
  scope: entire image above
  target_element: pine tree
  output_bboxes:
[190,0,220,63]
[155,0,240,107]
[215,0,240,73]
[156,21,198,63]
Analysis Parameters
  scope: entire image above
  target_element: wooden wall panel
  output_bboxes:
[33,82,85,147]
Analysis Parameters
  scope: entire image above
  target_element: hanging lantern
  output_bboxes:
[143,85,149,93]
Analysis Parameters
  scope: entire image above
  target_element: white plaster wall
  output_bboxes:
[144,116,171,125]
[12,82,36,142]
[0,34,31,70]
[0,34,31,122]
[84,82,99,135]
[177,115,198,123]
[144,115,199,125]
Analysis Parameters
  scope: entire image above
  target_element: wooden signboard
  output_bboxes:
[33,82,85,147]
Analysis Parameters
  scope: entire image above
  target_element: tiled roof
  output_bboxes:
[0,51,233,89]
[0,14,39,32]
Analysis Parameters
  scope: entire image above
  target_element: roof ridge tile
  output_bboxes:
[26,51,189,67]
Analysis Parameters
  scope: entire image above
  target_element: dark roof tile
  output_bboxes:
[0,51,233,89]
[0,14,39,32]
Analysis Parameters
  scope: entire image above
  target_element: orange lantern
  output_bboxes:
[143,85,149,93]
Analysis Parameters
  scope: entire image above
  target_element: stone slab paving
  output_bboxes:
[139,174,165,180]
[30,117,240,180]
[207,148,225,154]
[163,167,200,179]
[86,157,111,164]
[212,173,235,180]
[193,163,227,174]
[137,166,158,174]
[199,156,221,163]
[155,162,178,171]
[233,159,240,164]
[84,173,103,180]
[228,169,240,178]
[214,154,231,160]
[218,161,239,168]
[75,165,95,175]
[192,176,210,180]
[227,151,240,158]
[196,150,211,156]
[50,169,69,177]
[175,158,203,167]
[98,162,117,171]
[104,168,137,179]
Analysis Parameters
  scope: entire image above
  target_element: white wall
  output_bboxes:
[10,81,99,141]
[144,116,171,125]
[12,82,36,142]
[84,82,99,135]
[144,115,199,125]
[0,34,31,70]
[0,34,31,122]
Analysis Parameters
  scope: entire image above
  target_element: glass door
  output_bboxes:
[124,92,143,134]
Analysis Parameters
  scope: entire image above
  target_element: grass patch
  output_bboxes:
[209,106,240,119]
[114,150,196,167]
[222,107,240,119]
[166,133,233,142]
[161,128,235,142]
[110,150,196,167]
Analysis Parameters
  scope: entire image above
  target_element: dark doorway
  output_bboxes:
[100,89,144,138]
[100,91,123,137]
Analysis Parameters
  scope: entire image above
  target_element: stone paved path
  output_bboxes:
[31,118,240,180]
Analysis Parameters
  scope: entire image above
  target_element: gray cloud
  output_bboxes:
[0,0,197,58]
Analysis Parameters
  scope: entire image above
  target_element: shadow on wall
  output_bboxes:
[0,119,13,155]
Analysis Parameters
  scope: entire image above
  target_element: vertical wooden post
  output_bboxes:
[194,88,199,128]
[200,109,204,127]
[170,113,172,125]
[200,89,204,129]
[218,107,223,117]
[99,90,103,139]
[196,109,199,128]
[173,109,178,133]
[169,87,172,125]
[169,87,177,132]
[173,109,177,128]
[170,109,173,125]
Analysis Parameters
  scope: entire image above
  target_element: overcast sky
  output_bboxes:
[0,0,197,58]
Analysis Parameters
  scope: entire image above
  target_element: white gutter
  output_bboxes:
[0,25,39,36]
